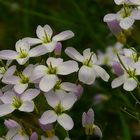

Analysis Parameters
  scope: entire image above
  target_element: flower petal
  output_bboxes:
[0,91,15,104]
[0,104,14,117]
[44,90,59,108]
[57,60,79,75]
[16,57,29,65]
[22,37,41,46]
[29,45,49,57]
[39,110,57,125]
[19,101,34,112]
[79,65,95,85]
[94,65,110,81]
[21,89,40,101]
[120,17,135,29]
[23,64,34,77]
[32,65,47,81]
[61,93,77,111]
[39,75,58,92]
[0,50,18,60]
[123,78,137,91]
[94,125,103,138]
[111,75,125,88]
[103,14,118,22]
[61,82,77,92]
[65,47,84,62]
[52,30,74,41]
[14,83,28,94]
[57,113,74,130]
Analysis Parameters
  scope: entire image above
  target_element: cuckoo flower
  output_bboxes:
[39,92,77,130]
[65,47,110,85]
[82,108,102,138]
[32,57,78,92]
[0,89,40,117]
[3,64,35,94]
[104,6,140,30]
[23,24,74,53]
[114,0,133,5]
[0,40,48,65]
[111,56,140,91]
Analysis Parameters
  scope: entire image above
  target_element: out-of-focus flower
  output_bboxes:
[23,24,74,53]
[112,61,124,76]
[30,132,38,140]
[2,64,35,94]
[114,0,133,5]
[73,84,83,99]
[65,47,110,85]
[0,40,48,65]
[32,57,78,92]
[93,94,109,105]
[0,89,40,117]
[82,108,102,138]
[39,92,77,130]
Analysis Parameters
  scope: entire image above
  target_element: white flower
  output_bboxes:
[32,57,78,92]
[39,92,77,130]
[104,7,140,29]
[2,64,35,94]
[23,24,74,53]
[111,56,140,91]
[0,40,48,65]
[0,89,40,117]
[65,47,110,85]
[82,108,102,137]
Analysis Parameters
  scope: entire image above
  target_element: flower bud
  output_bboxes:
[4,119,19,129]
[30,132,38,140]
[112,61,124,76]
[54,42,62,56]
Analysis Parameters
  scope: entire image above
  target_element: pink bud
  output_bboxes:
[4,119,19,129]
[30,132,38,140]
[54,42,62,56]
[113,61,124,76]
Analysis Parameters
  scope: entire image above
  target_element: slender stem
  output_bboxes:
[130,91,140,105]
[120,108,140,123]
[86,135,90,140]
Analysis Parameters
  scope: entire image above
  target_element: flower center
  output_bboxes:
[19,73,29,84]
[83,52,94,67]
[42,30,51,44]
[54,80,62,91]
[47,62,57,74]
[127,68,136,78]
[12,96,22,109]
[19,48,28,58]
[55,103,64,115]
[121,6,132,18]
[0,67,6,74]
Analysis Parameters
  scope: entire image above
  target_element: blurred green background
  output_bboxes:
[1,0,140,140]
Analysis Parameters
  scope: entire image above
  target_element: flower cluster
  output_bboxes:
[0,24,109,139]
